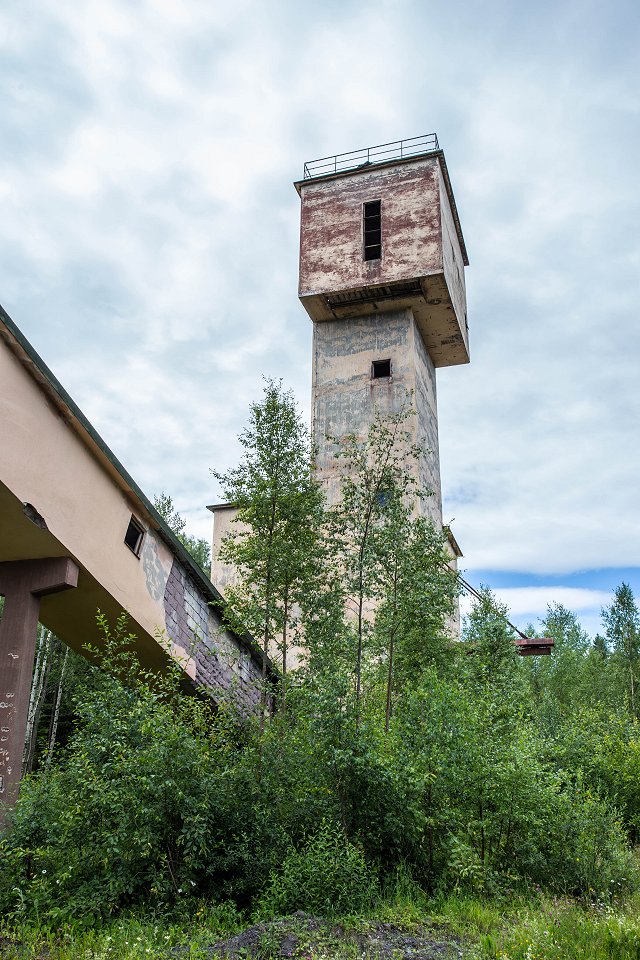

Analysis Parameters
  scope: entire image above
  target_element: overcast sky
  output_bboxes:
[1,0,639,636]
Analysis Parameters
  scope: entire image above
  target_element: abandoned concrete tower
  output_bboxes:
[296,134,469,533]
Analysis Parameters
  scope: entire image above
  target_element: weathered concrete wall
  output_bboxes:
[438,164,468,352]
[299,157,442,298]
[412,319,442,522]
[0,311,267,715]
[296,154,470,369]
[0,331,174,650]
[209,505,243,595]
[312,308,442,526]
[163,557,263,713]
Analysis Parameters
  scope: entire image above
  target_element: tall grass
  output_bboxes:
[2,892,640,958]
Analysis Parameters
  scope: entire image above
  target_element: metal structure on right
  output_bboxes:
[295,135,469,537]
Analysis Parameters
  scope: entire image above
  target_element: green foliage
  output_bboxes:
[255,821,377,918]
[602,584,640,717]
[153,491,211,575]
[526,604,611,724]
[396,670,635,897]
[4,891,640,959]
[462,587,520,686]
[213,380,326,722]
[552,707,640,844]
[0,615,285,921]
[325,406,422,730]
[4,385,640,928]
[471,893,640,960]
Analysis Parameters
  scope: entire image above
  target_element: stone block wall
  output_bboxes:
[163,558,266,716]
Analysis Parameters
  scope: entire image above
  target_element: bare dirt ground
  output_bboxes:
[195,911,464,959]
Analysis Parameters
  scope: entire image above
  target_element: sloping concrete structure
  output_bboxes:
[0,304,271,819]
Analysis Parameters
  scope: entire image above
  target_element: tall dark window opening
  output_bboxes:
[124,516,145,556]
[363,200,382,261]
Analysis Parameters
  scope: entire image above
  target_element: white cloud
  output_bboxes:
[460,587,612,619]
[0,0,638,585]
[460,586,613,639]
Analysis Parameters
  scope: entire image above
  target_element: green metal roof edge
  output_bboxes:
[0,302,274,678]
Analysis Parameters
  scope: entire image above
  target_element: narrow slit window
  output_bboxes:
[372,358,391,379]
[363,200,382,261]
[124,516,145,556]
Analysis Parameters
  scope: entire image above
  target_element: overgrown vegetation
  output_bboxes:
[1,381,640,959]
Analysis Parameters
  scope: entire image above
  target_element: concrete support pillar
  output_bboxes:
[0,557,79,829]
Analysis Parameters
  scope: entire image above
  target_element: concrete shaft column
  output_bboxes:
[0,557,79,828]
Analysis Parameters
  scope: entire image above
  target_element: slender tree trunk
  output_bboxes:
[353,435,398,732]
[427,782,434,874]
[385,555,399,734]
[24,628,55,774]
[356,579,364,733]
[281,585,289,715]
[258,495,278,770]
[385,630,395,734]
[355,510,373,734]
[44,645,69,769]
[24,627,47,767]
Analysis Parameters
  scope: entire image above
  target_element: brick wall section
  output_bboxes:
[163,559,264,715]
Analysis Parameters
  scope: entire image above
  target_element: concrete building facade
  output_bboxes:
[296,135,469,529]
[211,135,469,629]
[0,305,272,822]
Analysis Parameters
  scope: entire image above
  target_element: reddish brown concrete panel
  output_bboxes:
[0,557,78,827]
[296,155,470,368]
[299,157,442,299]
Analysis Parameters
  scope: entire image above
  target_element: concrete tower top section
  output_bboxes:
[295,135,470,368]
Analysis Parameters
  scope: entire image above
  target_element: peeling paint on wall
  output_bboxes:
[163,558,263,713]
[141,534,171,603]
[312,308,442,526]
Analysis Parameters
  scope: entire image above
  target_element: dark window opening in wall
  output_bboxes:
[372,358,391,379]
[375,489,391,509]
[363,200,382,261]
[124,516,145,556]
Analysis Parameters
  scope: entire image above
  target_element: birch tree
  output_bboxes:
[327,408,419,731]
[213,380,324,731]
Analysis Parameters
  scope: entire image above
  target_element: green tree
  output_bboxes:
[525,603,594,721]
[213,380,325,728]
[327,407,421,731]
[602,583,640,716]
[153,492,211,575]
[373,506,458,731]
[462,586,520,687]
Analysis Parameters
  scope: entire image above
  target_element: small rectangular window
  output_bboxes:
[372,358,391,379]
[363,200,382,261]
[124,516,144,556]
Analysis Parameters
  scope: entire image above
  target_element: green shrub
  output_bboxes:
[0,617,286,922]
[255,821,378,918]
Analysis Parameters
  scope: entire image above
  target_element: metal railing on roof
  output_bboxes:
[303,133,440,180]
